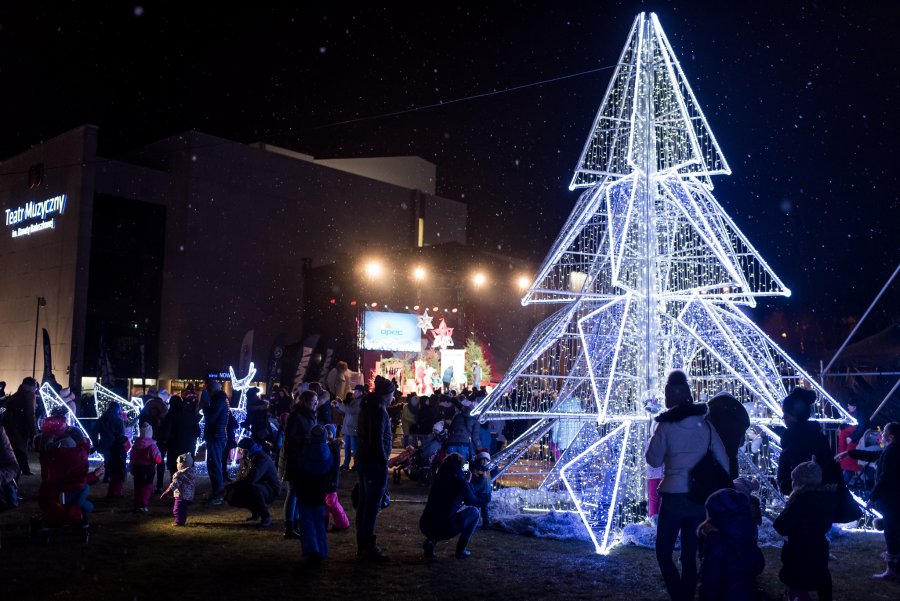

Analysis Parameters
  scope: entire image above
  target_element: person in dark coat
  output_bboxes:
[95,400,125,483]
[776,387,842,496]
[158,396,200,479]
[138,391,169,493]
[243,387,270,444]
[706,391,750,478]
[866,422,900,581]
[280,390,318,539]
[224,437,281,527]
[697,488,764,601]
[420,453,480,558]
[202,381,229,504]
[773,459,836,601]
[355,375,394,561]
[445,399,480,461]
[2,378,38,476]
[295,425,336,563]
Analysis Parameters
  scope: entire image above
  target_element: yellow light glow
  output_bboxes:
[413,266,426,281]
[517,275,530,290]
[364,260,382,278]
[473,272,486,287]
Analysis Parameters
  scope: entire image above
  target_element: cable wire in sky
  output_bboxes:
[308,64,617,130]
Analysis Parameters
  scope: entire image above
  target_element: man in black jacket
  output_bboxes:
[224,437,281,527]
[203,381,229,504]
[355,375,394,561]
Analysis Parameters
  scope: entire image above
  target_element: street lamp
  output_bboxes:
[413,266,426,282]
[33,296,46,379]
[364,259,383,279]
[472,272,486,288]
[517,275,531,292]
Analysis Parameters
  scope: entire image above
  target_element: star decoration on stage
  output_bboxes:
[430,318,454,349]
[417,309,434,334]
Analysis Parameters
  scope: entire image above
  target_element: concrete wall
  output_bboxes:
[0,126,97,388]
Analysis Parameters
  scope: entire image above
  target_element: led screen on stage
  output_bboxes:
[361,311,422,352]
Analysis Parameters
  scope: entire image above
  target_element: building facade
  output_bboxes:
[0,125,466,390]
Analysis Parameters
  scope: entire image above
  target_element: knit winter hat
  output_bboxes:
[374,375,395,396]
[781,387,817,421]
[140,423,153,439]
[432,421,445,433]
[733,476,760,496]
[705,488,749,518]
[324,424,337,439]
[791,458,823,489]
[664,370,693,405]
[309,425,327,445]
[177,453,194,469]
[476,451,491,463]
[41,415,68,438]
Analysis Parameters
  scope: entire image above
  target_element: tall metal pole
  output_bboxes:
[32,296,46,379]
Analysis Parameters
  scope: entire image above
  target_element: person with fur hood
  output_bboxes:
[130,423,163,512]
[697,488,765,601]
[774,458,837,601]
[161,452,196,526]
[646,369,729,601]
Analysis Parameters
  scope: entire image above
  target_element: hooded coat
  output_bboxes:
[419,457,478,540]
[698,492,765,601]
[773,486,836,591]
[296,439,335,506]
[646,403,729,494]
[95,401,125,455]
[776,421,842,496]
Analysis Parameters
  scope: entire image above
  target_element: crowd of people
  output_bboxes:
[646,369,900,601]
[1,367,899,596]
[0,371,495,562]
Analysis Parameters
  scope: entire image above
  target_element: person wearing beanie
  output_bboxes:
[354,375,395,561]
[469,451,493,529]
[446,395,480,462]
[646,369,729,601]
[129,423,163,512]
[201,380,229,505]
[733,476,763,526]
[138,386,169,494]
[224,437,281,527]
[294,425,338,564]
[281,389,318,539]
[420,453,481,559]
[696,488,764,601]
[775,387,843,496]
[161,452,196,526]
[774,457,837,600]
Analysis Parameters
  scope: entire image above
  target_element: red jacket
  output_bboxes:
[837,426,861,472]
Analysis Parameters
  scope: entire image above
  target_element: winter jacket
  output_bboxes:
[159,403,201,471]
[37,435,98,497]
[837,425,861,473]
[203,390,229,443]
[470,471,492,525]
[645,403,728,494]
[333,396,361,436]
[0,425,20,484]
[401,403,417,435]
[419,458,479,539]
[446,409,480,455]
[95,402,125,455]
[776,421,842,496]
[706,394,750,478]
[773,487,836,591]
[2,386,37,450]
[698,502,764,601]
[870,443,900,513]
[139,397,168,433]
[296,440,335,507]
[325,367,351,402]
[280,407,316,481]
[231,451,280,503]
[170,464,196,501]
[356,394,392,465]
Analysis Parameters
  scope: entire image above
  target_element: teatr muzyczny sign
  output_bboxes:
[4,194,67,238]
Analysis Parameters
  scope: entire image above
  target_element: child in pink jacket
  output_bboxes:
[130,423,162,512]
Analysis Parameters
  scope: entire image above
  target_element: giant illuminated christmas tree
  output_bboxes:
[472,12,856,554]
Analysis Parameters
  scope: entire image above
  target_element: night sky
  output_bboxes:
[1,1,898,358]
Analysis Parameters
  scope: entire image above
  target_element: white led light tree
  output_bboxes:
[473,12,856,554]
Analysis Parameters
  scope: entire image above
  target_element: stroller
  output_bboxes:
[390,431,446,485]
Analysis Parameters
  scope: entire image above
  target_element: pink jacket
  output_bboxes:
[129,437,162,465]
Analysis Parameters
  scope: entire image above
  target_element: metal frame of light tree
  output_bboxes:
[473,12,860,554]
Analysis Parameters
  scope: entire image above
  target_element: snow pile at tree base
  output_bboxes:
[489,487,590,541]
